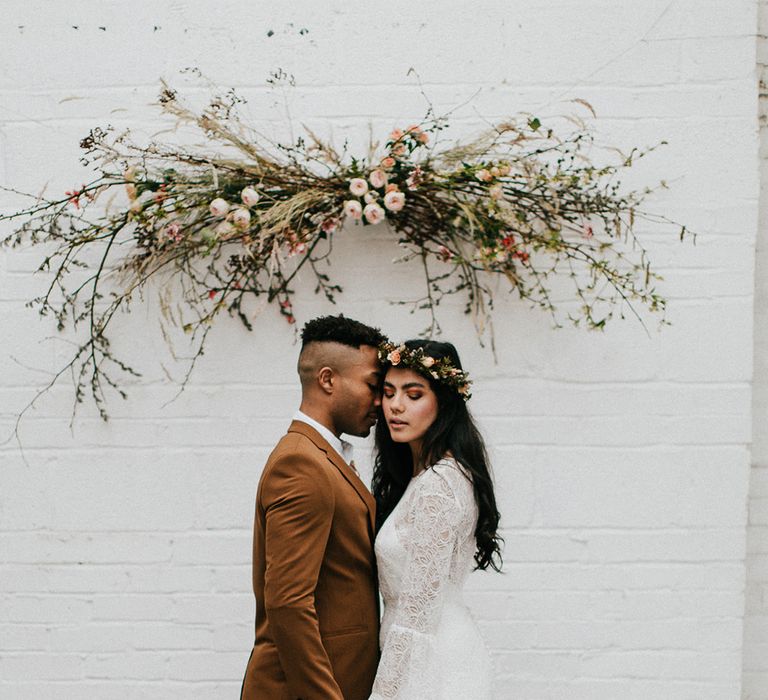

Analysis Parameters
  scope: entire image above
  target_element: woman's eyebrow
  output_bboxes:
[383,381,426,389]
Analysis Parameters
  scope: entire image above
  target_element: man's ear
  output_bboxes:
[317,366,334,394]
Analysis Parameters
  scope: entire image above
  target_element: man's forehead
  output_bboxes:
[356,344,383,369]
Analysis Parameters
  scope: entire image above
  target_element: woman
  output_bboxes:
[369,339,502,700]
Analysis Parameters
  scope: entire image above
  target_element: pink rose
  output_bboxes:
[405,166,424,190]
[369,169,388,189]
[321,218,339,234]
[388,350,401,364]
[476,169,492,183]
[164,222,183,243]
[349,178,368,197]
[343,200,363,219]
[383,190,405,212]
[417,132,429,144]
[390,128,404,141]
[363,203,385,225]
[380,157,396,169]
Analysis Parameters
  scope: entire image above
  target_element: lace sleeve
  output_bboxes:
[370,463,474,699]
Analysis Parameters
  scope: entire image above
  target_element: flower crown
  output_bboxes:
[378,341,472,401]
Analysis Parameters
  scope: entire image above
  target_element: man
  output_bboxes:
[241,315,386,700]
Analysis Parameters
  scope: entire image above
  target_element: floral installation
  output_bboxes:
[0,74,687,419]
[378,341,472,401]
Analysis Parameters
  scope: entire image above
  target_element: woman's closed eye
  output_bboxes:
[384,390,422,400]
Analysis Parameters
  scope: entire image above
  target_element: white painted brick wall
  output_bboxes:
[0,1,760,698]
[747,1,768,698]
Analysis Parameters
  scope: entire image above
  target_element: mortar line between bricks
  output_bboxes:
[0,378,756,389]
[0,113,758,127]
[0,81,756,96]
[0,525,749,534]
[0,76,754,92]
[0,442,751,453]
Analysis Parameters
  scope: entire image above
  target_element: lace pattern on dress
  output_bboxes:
[370,459,478,700]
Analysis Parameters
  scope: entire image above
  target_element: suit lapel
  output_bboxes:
[287,420,377,537]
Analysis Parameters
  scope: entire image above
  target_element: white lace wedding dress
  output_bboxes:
[370,457,492,700]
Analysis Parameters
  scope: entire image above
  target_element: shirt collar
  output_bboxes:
[293,410,354,465]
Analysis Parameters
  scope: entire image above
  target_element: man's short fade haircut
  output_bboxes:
[300,315,386,350]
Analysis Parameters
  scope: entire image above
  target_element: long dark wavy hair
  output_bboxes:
[372,339,503,571]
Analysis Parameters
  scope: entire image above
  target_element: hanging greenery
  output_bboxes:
[1,78,686,419]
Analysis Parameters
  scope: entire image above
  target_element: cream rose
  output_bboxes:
[241,187,260,207]
[369,169,388,189]
[209,198,230,217]
[232,208,252,228]
[383,190,405,212]
[363,203,385,225]
[349,178,368,197]
[343,200,363,219]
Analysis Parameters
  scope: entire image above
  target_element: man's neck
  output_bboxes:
[297,404,339,437]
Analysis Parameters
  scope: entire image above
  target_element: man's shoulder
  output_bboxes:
[258,429,334,506]
[270,427,323,462]
[260,428,328,481]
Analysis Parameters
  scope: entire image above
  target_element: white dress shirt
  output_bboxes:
[293,410,355,469]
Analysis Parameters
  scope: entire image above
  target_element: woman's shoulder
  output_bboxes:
[423,456,473,494]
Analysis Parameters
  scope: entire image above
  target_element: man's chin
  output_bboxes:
[352,421,377,438]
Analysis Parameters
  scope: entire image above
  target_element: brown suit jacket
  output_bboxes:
[241,420,380,700]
